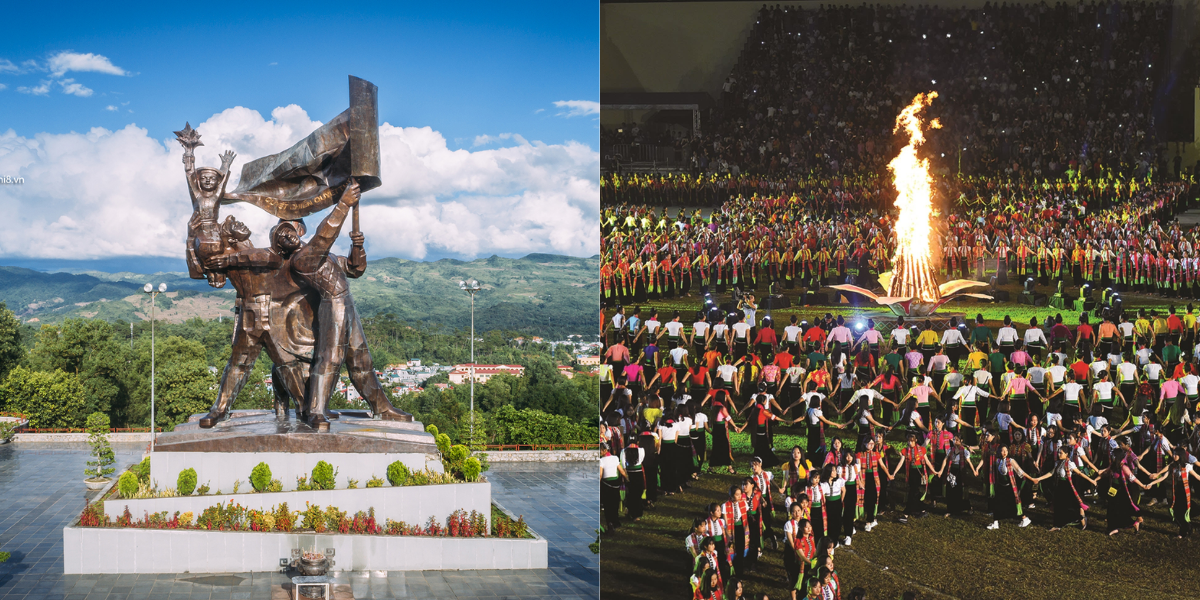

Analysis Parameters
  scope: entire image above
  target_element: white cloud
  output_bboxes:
[552,100,600,118]
[0,60,18,74]
[0,84,6,91]
[534,108,545,114]
[269,62,278,66]
[105,105,118,111]
[47,51,127,77]
[471,132,531,148]
[59,78,93,97]
[17,81,50,96]
[0,104,599,262]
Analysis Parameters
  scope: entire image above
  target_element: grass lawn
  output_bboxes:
[603,279,1182,334]
[599,424,1200,600]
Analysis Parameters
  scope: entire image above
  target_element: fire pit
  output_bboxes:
[287,548,335,598]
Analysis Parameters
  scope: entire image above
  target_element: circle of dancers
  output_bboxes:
[600,306,1200,600]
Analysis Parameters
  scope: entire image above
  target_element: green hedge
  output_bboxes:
[489,405,596,445]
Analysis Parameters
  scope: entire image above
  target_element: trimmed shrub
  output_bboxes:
[367,475,384,488]
[311,461,337,490]
[462,457,482,482]
[386,461,410,487]
[250,462,272,492]
[435,433,451,455]
[118,471,139,498]
[134,457,151,483]
[267,479,283,493]
[177,468,197,496]
[84,412,115,480]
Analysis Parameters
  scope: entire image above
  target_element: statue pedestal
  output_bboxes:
[149,410,441,495]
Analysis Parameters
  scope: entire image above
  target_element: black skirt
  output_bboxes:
[1108,479,1138,530]
[710,422,734,467]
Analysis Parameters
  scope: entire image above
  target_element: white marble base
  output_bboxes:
[148,451,442,495]
[63,526,548,573]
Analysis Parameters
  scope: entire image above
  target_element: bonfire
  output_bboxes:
[832,92,990,316]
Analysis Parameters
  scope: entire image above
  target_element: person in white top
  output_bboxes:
[600,450,627,530]
[890,322,911,350]
[691,317,711,349]
[669,346,689,368]
[662,313,686,346]
[997,317,1020,358]
[608,307,626,345]
[784,316,803,351]
[1023,318,1049,358]
[640,313,662,345]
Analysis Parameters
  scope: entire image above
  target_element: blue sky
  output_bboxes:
[0,1,598,148]
[0,2,599,272]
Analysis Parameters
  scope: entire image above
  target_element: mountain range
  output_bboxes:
[0,254,599,339]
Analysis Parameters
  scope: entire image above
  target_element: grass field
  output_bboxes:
[604,278,1183,334]
[599,425,1200,600]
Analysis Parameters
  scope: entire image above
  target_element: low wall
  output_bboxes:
[149,451,442,493]
[101,482,491,530]
[485,450,599,462]
[62,526,547,574]
[15,433,152,443]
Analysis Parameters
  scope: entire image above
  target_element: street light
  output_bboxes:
[143,282,167,447]
[459,279,481,438]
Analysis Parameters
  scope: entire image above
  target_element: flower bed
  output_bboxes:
[79,500,529,539]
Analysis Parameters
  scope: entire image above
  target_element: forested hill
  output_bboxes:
[0,253,599,339]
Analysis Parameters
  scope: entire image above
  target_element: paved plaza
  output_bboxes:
[0,443,598,599]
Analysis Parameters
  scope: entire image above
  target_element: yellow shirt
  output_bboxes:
[967,351,988,370]
[1185,313,1197,331]
[916,330,940,347]
[1135,319,1152,336]
[1152,318,1169,335]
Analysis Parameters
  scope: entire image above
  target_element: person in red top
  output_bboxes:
[1167,306,1185,347]
[1069,358,1090,384]
[773,349,795,370]
[1074,313,1095,363]
[753,318,778,357]
[803,324,826,353]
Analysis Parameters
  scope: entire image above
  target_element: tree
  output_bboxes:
[85,412,116,480]
[0,366,88,428]
[27,319,133,422]
[155,359,217,430]
[126,335,210,427]
[0,302,23,380]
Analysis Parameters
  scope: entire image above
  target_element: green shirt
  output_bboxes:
[884,352,903,371]
[988,352,1006,372]
[1163,345,1181,365]
[971,325,993,346]
[808,351,827,366]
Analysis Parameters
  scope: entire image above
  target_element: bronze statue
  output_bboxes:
[180,76,411,432]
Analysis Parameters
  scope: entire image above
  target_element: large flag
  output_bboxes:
[224,75,381,219]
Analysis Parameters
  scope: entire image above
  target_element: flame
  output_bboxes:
[886,92,942,303]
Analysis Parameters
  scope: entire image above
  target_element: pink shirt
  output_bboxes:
[1160,379,1183,399]
[905,351,924,368]
[1007,377,1032,395]
[912,385,933,406]
[1009,350,1031,367]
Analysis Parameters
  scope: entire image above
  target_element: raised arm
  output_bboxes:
[292,180,359,272]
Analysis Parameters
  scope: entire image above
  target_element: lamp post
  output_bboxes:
[143,283,167,447]
[459,279,481,438]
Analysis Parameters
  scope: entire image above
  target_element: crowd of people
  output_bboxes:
[599,303,1200,598]
[619,1,1200,184]
[602,177,1197,313]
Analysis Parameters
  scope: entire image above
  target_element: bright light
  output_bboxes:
[946,33,951,38]
[922,34,927,39]
[158,283,167,293]
[143,283,153,293]
[886,92,941,303]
